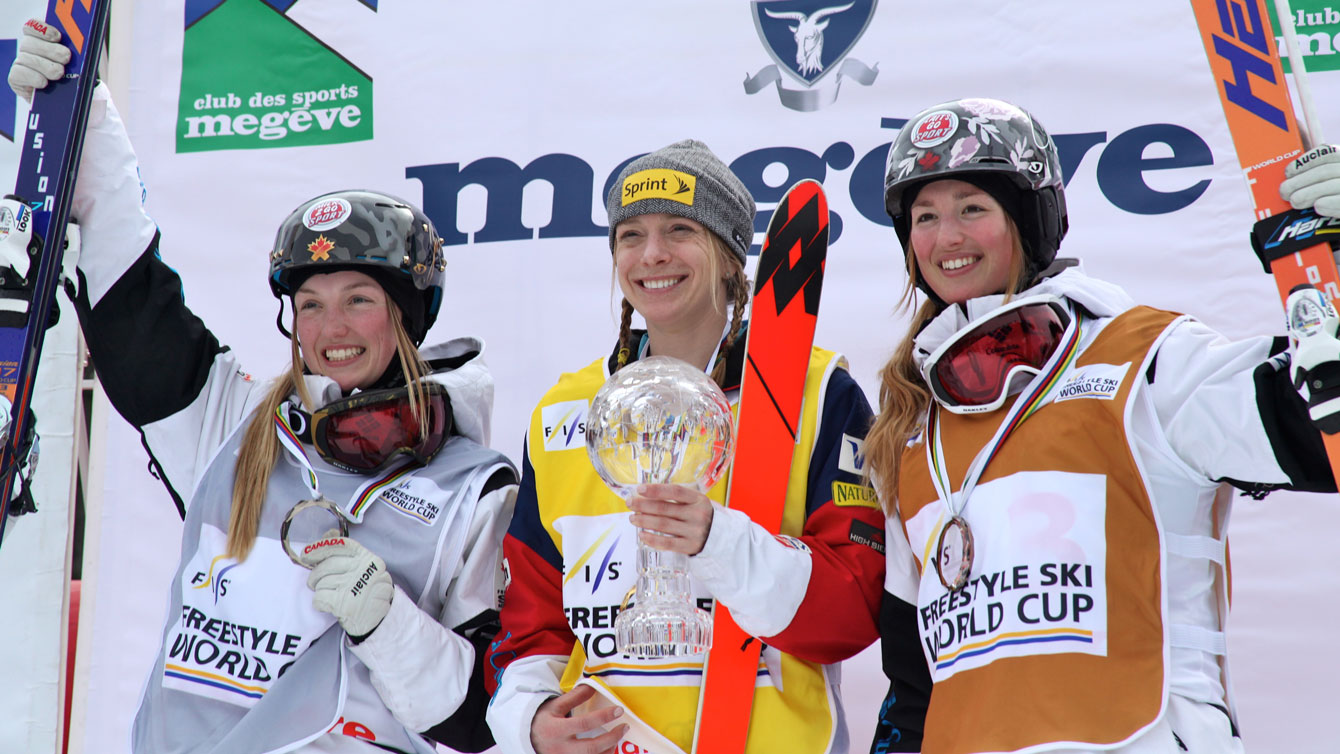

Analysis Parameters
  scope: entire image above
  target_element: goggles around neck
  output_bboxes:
[921,296,1074,414]
[288,382,453,474]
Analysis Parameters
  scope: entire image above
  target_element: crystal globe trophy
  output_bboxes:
[585,355,734,658]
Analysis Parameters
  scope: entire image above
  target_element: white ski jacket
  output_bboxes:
[68,85,516,754]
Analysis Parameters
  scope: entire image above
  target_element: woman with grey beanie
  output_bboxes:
[485,140,906,753]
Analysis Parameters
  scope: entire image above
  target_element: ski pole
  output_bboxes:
[1273,0,1326,148]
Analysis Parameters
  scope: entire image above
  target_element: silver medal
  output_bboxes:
[280,497,350,569]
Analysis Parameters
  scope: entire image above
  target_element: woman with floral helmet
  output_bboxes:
[9,20,515,754]
[864,97,1337,753]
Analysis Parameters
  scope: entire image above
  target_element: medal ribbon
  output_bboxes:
[275,404,321,499]
[273,402,423,523]
[925,304,1083,522]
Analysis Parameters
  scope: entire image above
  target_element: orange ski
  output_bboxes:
[692,179,828,753]
[1190,0,1340,481]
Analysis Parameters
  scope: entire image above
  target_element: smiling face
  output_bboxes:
[908,179,1021,305]
[293,270,398,391]
[614,213,728,335]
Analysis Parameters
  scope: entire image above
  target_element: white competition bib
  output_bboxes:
[905,470,1109,682]
[163,524,335,707]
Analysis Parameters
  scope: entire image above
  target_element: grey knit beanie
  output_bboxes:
[606,139,756,264]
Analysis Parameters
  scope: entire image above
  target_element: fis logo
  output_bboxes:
[563,527,623,594]
[744,0,879,112]
[541,400,589,452]
[621,169,696,206]
[189,554,238,605]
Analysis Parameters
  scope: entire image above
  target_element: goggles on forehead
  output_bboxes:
[292,382,453,474]
[921,296,1071,414]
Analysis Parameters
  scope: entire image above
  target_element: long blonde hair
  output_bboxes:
[226,297,430,560]
[865,220,1026,515]
[614,230,748,389]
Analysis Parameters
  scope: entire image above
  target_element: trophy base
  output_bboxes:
[614,602,713,659]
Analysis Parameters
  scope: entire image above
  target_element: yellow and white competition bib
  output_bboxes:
[554,510,728,678]
[554,511,781,730]
[572,676,694,754]
[163,523,335,706]
[905,470,1108,682]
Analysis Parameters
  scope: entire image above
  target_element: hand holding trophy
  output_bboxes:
[585,355,734,658]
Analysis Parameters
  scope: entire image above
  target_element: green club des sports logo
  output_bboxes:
[1269,0,1340,73]
[177,0,374,153]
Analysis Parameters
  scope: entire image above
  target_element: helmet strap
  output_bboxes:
[275,297,292,339]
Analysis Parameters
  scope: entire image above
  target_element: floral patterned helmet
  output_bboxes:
[883,98,1068,282]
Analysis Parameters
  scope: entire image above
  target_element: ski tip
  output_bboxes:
[782,178,826,199]
[774,179,828,214]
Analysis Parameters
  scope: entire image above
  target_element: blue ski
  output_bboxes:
[0,2,112,544]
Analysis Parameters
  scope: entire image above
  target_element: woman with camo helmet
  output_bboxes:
[10,19,516,754]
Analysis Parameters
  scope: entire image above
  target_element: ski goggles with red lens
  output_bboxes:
[290,382,453,474]
[921,297,1072,414]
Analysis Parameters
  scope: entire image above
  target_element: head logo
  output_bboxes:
[744,0,879,112]
[541,399,589,452]
[304,198,351,231]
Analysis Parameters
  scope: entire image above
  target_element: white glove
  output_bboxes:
[1280,145,1340,217]
[300,529,394,638]
[1286,285,1340,434]
[8,19,70,103]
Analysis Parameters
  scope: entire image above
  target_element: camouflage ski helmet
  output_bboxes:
[883,98,1068,291]
[269,190,446,345]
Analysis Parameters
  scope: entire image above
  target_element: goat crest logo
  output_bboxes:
[745,0,879,112]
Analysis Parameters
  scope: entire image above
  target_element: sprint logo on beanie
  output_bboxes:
[621,169,696,207]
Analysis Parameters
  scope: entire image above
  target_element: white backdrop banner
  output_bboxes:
[46,0,1340,752]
